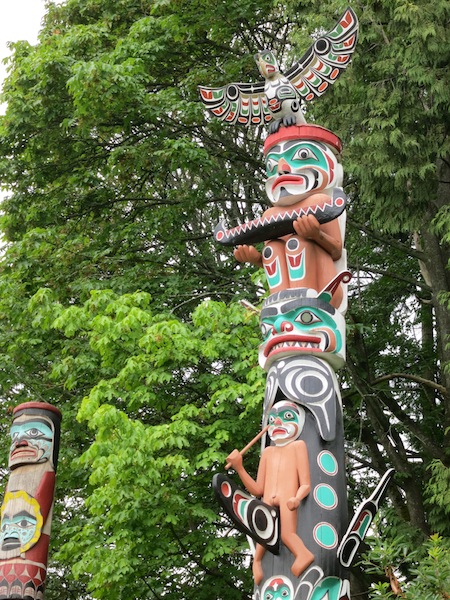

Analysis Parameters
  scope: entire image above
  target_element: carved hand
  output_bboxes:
[234,244,263,266]
[226,449,243,471]
[293,214,320,241]
[287,496,301,511]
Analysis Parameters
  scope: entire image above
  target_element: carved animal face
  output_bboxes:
[265,140,342,206]
[262,576,293,599]
[259,295,344,370]
[255,50,280,79]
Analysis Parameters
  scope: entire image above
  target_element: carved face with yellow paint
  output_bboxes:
[0,491,43,558]
[264,140,342,206]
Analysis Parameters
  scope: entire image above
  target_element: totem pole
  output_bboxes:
[0,402,62,600]
[200,8,394,600]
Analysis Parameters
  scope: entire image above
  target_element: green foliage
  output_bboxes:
[364,532,450,599]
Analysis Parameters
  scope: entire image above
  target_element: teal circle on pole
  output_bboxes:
[313,522,338,549]
[314,484,338,509]
[317,450,338,475]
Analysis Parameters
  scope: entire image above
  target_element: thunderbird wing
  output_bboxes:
[285,7,359,102]
[198,80,271,126]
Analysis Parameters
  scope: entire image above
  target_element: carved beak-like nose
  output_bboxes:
[277,158,291,175]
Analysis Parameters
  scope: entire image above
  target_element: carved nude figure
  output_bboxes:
[226,401,314,584]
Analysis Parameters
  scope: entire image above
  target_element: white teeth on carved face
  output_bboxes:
[272,341,320,350]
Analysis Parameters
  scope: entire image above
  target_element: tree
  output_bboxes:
[0,0,448,598]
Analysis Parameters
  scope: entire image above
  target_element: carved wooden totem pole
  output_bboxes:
[200,8,394,600]
[0,402,62,600]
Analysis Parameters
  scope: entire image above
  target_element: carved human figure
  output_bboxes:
[226,401,314,584]
[234,126,345,308]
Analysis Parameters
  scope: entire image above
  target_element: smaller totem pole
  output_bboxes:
[201,7,394,600]
[0,402,62,600]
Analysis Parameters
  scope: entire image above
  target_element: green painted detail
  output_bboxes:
[238,499,249,521]
[265,141,328,178]
[287,249,305,282]
[358,512,372,537]
[265,256,282,289]
[310,576,342,600]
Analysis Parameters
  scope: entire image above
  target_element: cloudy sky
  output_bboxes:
[0,0,47,104]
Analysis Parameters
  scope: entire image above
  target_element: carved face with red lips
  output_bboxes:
[259,291,345,370]
[264,139,342,206]
[9,416,54,469]
[267,402,305,447]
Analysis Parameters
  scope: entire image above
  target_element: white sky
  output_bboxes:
[0,0,47,106]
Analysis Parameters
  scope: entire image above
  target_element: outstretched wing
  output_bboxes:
[285,7,359,102]
[198,80,271,126]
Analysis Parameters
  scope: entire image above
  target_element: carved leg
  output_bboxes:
[280,504,314,578]
[253,543,266,585]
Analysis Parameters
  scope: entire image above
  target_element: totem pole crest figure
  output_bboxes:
[201,8,394,600]
[0,402,62,600]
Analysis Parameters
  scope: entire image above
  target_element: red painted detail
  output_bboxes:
[342,9,352,26]
[288,254,302,268]
[272,175,304,193]
[344,35,356,47]
[306,93,315,101]
[318,82,328,93]
[200,89,213,100]
[264,125,343,155]
[13,402,62,418]
[331,68,340,79]
[335,196,345,207]
[221,481,232,498]
[265,259,277,277]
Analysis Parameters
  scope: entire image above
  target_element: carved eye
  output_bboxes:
[265,593,274,600]
[266,157,278,174]
[292,147,316,161]
[268,415,275,424]
[284,411,294,420]
[25,428,41,438]
[18,519,34,529]
[281,589,290,597]
[295,310,320,325]
[260,322,272,338]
